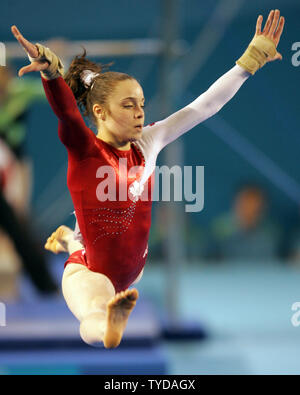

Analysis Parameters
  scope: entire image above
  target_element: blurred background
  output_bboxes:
[0,0,300,375]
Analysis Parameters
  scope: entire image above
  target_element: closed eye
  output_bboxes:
[123,105,145,109]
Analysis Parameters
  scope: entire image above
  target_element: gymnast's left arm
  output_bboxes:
[144,9,285,153]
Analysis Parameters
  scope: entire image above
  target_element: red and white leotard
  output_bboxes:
[42,65,250,292]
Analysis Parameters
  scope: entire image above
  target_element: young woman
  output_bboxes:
[11,9,284,349]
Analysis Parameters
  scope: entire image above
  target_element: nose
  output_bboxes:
[135,105,144,119]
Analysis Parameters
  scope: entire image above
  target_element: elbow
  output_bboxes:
[203,100,223,118]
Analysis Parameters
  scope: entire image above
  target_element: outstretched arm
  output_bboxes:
[142,10,285,153]
[11,26,95,156]
[142,64,250,153]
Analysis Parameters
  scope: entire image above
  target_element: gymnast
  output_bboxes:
[11,9,284,348]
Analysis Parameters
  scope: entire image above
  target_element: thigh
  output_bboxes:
[62,263,115,322]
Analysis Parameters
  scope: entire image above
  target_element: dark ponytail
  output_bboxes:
[64,48,110,117]
[64,48,135,127]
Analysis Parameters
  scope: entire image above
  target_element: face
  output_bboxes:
[95,79,145,145]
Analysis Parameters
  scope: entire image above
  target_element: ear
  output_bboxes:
[93,103,106,121]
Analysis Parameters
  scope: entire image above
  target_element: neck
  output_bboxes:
[96,129,131,151]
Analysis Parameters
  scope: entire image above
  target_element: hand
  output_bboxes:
[11,25,49,77]
[254,9,285,62]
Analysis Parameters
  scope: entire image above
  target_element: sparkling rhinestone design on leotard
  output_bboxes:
[86,201,137,245]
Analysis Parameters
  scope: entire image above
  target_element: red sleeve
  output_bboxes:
[41,76,96,159]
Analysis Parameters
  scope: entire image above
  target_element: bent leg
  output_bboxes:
[62,263,115,347]
[58,227,139,348]
[62,263,139,348]
[45,225,83,255]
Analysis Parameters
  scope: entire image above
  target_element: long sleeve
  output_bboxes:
[41,75,96,158]
[140,64,250,154]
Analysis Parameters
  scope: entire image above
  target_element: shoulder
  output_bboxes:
[135,122,161,155]
[138,121,164,146]
[141,122,158,135]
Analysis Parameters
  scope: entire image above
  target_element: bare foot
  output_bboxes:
[44,225,73,254]
[103,288,139,349]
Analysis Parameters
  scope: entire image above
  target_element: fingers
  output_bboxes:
[18,61,49,77]
[260,10,285,49]
[274,52,282,61]
[262,10,275,34]
[255,15,263,35]
[11,25,29,50]
[11,25,50,77]
[267,52,282,63]
[268,9,280,37]
[11,25,21,38]
[273,16,285,45]
[11,25,39,58]
[266,49,283,63]
[18,64,35,77]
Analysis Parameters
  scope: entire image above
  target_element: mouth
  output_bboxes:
[134,125,143,130]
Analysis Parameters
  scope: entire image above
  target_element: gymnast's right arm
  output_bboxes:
[10,25,95,157]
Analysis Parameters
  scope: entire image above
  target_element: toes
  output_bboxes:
[116,293,124,305]
[57,227,64,236]
[108,289,139,308]
[127,289,139,301]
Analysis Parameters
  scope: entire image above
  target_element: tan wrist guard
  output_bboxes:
[236,35,277,75]
[27,43,64,80]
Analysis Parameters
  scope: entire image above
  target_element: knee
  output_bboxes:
[79,331,103,348]
[89,282,115,313]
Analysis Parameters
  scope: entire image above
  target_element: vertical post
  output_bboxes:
[159,0,186,326]
[0,42,6,66]
[0,302,6,327]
